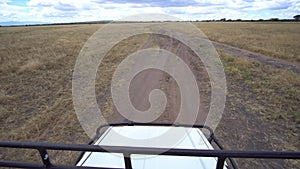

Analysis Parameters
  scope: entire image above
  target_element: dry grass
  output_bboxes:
[0,23,299,168]
[217,50,299,168]
[0,24,102,164]
[195,22,300,63]
[0,24,150,165]
[219,49,299,131]
[17,59,43,73]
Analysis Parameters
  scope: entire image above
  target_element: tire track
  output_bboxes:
[108,34,211,124]
[211,41,300,74]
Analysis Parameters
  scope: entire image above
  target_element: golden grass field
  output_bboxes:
[195,22,300,63]
[0,22,299,168]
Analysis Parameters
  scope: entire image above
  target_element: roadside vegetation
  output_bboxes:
[0,25,101,164]
[196,22,300,63]
[217,50,299,168]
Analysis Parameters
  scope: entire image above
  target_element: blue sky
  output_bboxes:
[0,0,299,23]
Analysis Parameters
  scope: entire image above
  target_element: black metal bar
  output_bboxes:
[1,141,300,159]
[95,122,214,143]
[210,135,224,150]
[75,152,86,165]
[1,122,299,169]
[209,135,238,169]
[49,165,124,169]
[0,160,125,169]
[228,158,238,169]
[123,153,132,169]
[216,157,226,169]
[38,148,51,167]
[101,122,208,129]
[0,160,44,169]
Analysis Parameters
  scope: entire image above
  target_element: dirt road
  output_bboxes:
[108,34,211,124]
[212,41,300,74]
[108,34,299,124]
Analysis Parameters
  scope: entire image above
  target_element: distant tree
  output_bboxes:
[220,18,226,22]
[270,18,279,21]
[294,15,300,21]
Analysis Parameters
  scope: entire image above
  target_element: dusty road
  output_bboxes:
[108,34,299,124]
[108,34,211,124]
[212,40,300,74]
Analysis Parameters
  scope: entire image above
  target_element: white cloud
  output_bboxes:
[0,0,299,23]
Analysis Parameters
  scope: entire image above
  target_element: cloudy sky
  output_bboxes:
[1,0,299,23]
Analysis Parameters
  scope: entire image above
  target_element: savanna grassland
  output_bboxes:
[0,25,102,165]
[196,22,300,63]
[0,22,299,168]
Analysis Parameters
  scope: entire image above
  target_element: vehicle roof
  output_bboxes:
[77,126,225,169]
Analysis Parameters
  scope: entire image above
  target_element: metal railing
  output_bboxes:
[79,121,237,168]
[1,122,300,169]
